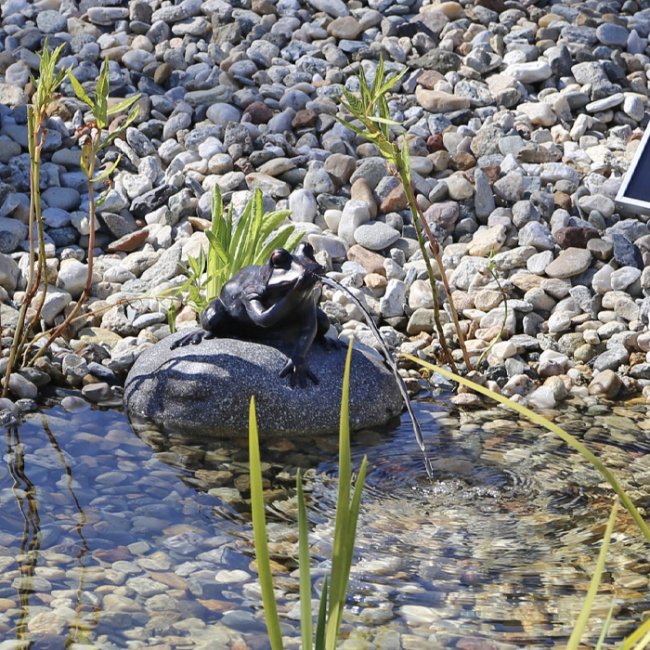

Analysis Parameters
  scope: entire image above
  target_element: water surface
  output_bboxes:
[0,397,649,648]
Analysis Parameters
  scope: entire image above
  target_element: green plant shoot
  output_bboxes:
[176,186,303,314]
[338,57,471,372]
[249,340,366,649]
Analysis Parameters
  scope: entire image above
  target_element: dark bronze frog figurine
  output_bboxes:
[171,242,334,388]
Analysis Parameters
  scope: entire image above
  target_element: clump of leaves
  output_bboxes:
[176,186,304,314]
[338,58,471,373]
[249,341,367,649]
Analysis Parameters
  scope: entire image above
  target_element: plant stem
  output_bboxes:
[29,137,98,366]
[399,171,457,371]
[408,184,472,371]
[2,110,47,396]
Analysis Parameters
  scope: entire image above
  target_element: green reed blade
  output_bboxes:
[631,628,650,650]
[315,576,329,650]
[342,456,367,589]
[406,355,650,543]
[248,397,283,650]
[623,617,650,650]
[326,340,354,650]
[297,470,313,650]
[595,601,615,650]
[568,499,619,650]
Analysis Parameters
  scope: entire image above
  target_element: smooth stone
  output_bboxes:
[354,222,400,251]
[506,61,552,83]
[588,369,622,399]
[544,248,592,279]
[125,335,402,436]
[415,88,470,112]
[0,217,28,253]
[596,22,628,47]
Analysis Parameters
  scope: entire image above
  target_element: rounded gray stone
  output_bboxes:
[354,222,400,251]
[125,334,403,436]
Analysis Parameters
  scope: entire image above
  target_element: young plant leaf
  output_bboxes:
[623,618,650,650]
[315,577,329,650]
[107,94,141,116]
[248,396,284,650]
[67,71,94,108]
[91,156,121,183]
[297,470,313,650]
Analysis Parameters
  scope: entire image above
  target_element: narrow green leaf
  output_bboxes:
[594,601,615,650]
[297,470,313,650]
[94,190,108,209]
[91,156,121,183]
[248,397,284,650]
[67,71,93,108]
[335,116,367,138]
[259,210,292,239]
[341,455,367,602]
[624,618,650,650]
[370,56,385,101]
[315,577,328,650]
[400,133,411,177]
[254,227,298,267]
[96,58,110,128]
[326,340,354,650]
[106,94,141,116]
[358,65,371,108]
[405,355,650,543]
[167,304,177,334]
[567,499,619,650]
[632,629,650,650]
[378,67,408,97]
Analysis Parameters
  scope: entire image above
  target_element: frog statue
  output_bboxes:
[171,242,334,388]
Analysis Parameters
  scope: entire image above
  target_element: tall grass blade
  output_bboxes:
[594,601,615,650]
[567,498,619,650]
[341,456,367,591]
[632,629,650,650]
[326,340,354,650]
[406,355,650,543]
[248,397,283,650]
[315,577,329,650]
[624,618,650,650]
[297,470,313,650]
[327,341,352,610]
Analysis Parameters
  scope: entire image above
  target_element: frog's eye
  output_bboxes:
[271,249,292,269]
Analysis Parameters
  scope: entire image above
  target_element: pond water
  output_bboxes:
[1,395,649,649]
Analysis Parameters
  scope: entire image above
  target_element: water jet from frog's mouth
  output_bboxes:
[320,275,433,479]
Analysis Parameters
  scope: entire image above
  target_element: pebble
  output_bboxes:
[0,0,646,422]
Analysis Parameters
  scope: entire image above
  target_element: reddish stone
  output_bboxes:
[474,0,506,12]
[243,101,273,124]
[347,244,386,275]
[427,133,444,152]
[107,228,148,253]
[450,151,476,171]
[554,226,599,249]
[292,108,318,129]
[379,184,408,213]
[416,70,445,90]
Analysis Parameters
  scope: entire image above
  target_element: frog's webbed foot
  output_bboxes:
[279,358,319,389]
[170,329,216,349]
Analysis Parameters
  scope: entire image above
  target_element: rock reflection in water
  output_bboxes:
[0,398,648,647]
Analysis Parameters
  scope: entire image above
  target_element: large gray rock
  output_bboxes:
[125,333,403,436]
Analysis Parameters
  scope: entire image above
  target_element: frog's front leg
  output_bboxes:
[279,310,321,388]
[169,299,225,349]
